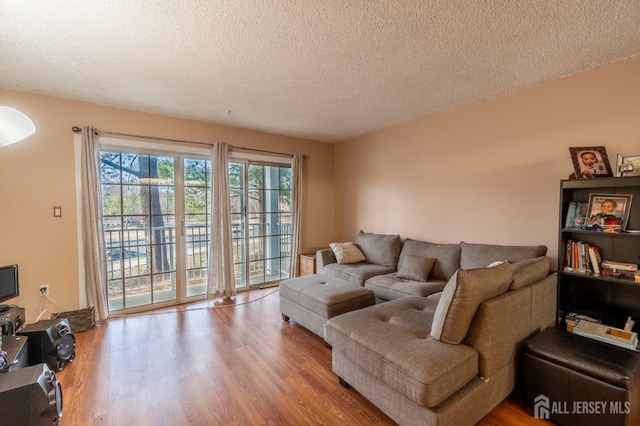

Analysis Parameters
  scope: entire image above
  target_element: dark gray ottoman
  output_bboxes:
[523,327,640,426]
[279,273,375,341]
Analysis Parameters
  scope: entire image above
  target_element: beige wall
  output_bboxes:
[334,56,640,264]
[3,55,639,322]
[0,90,335,321]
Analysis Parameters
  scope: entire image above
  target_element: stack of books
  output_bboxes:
[572,320,638,350]
[601,260,639,281]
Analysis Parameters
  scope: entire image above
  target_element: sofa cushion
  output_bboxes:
[430,263,513,344]
[355,230,402,268]
[329,242,366,264]
[398,239,461,281]
[365,273,447,300]
[509,256,550,290]
[324,262,395,287]
[395,255,436,282]
[324,296,479,408]
[459,241,547,269]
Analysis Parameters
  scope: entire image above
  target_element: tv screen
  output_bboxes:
[0,264,19,305]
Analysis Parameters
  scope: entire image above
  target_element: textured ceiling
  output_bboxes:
[1,1,639,142]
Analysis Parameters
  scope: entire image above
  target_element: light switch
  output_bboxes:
[53,206,62,217]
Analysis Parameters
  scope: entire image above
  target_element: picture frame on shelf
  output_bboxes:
[569,146,613,178]
[564,201,589,228]
[616,154,640,177]
[586,193,633,231]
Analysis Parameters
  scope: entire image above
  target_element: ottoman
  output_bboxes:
[279,273,375,341]
[523,327,640,426]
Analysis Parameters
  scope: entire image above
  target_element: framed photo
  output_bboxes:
[586,193,633,231]
[564,201,589,229]
[569,146,613,178]
[616,154,640,177]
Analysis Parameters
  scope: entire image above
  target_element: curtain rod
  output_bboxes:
[71,126,305,159]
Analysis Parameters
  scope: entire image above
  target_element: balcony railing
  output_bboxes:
[105,223,291,298]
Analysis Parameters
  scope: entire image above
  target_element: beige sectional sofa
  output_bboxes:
[317,232,557,425]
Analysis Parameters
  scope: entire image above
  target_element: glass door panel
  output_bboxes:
[229,162,247,288]
[230,161,292,289]
[183,158,211,298]
[101,152,177,311]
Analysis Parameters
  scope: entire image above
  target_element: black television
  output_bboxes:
[0,264,19,310]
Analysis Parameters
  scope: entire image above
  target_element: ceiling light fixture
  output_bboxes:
[0,106,36,147]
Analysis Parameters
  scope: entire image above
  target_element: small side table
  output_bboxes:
[299,253,316,276]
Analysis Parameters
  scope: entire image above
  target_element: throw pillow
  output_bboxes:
[329,242,366,264]
[395,256,436,282]
[430,263,513,344]
[509,256,550,290]
[399,239,461,281]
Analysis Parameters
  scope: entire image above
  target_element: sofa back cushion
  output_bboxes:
[430,263,513,344]
[355,230,402,268]
[398,239,461,281]
[509,256,550,290]
[459,241,547,269]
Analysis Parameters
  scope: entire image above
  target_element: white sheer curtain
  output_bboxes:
[289,154,304,278]
[208,143,236,299]
[79,127,109,321]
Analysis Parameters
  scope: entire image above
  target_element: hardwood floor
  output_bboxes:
[56,288,551,425]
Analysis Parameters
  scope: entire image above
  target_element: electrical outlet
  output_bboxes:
[39,284,50,296]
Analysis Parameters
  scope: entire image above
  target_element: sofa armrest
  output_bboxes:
[316,248,336,272]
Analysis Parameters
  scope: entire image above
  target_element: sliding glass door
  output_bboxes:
[99,145,294,312]
[101,150,210,312]
[230,160,292,289]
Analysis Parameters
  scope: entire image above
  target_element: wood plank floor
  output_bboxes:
[56,288,552,425]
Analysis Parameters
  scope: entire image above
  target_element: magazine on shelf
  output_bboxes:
[564,312,601,332]
[572,320,638,350]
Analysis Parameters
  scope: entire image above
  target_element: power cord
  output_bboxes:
[107,287,280,319]
[36,292,64,322]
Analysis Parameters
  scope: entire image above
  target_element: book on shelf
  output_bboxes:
[601,269,640,280]
[588,246,602,274]
[601,260,638,272]
[572,320,638,350]
[562,240,599,274]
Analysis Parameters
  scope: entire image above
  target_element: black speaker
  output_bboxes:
[0,362,63,425]
[17,319,76,371]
